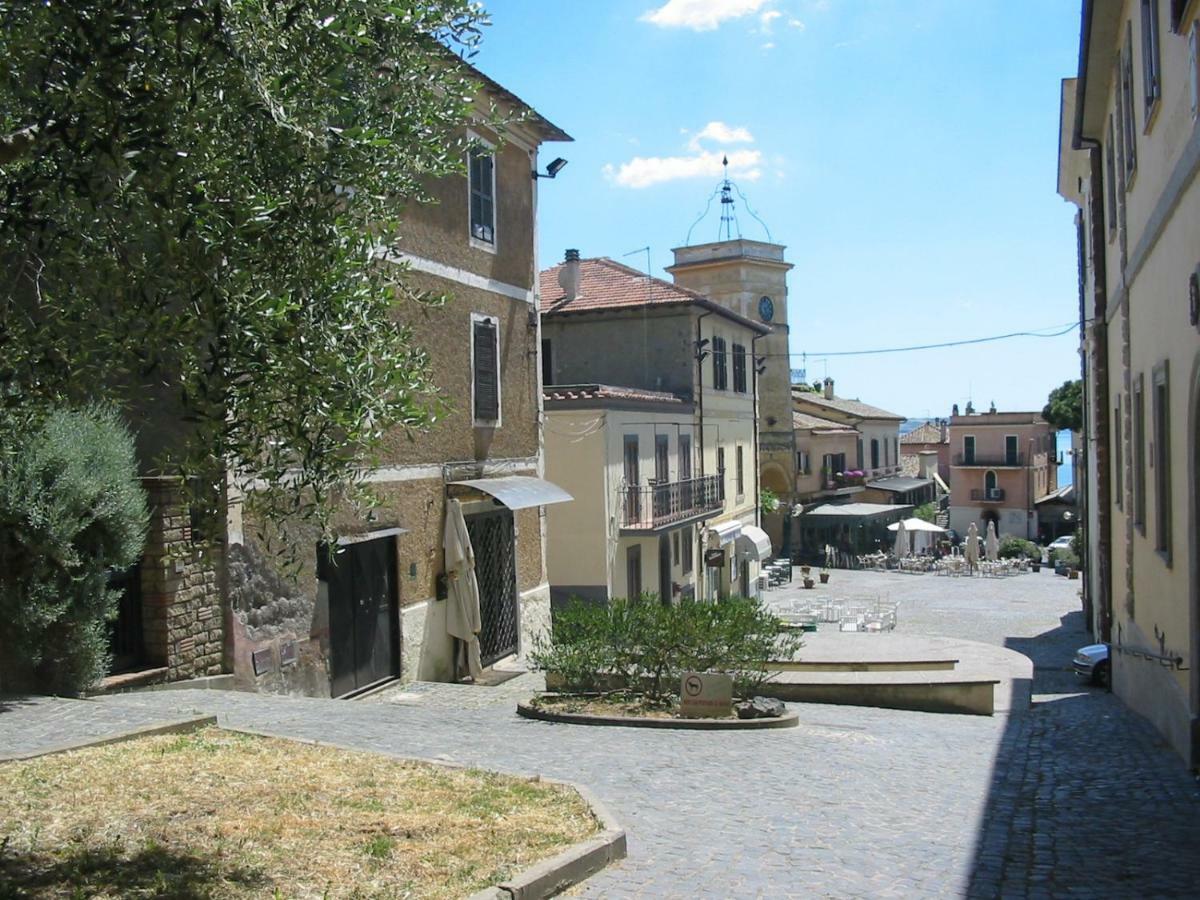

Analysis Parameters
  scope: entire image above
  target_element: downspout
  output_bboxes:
[752,331,765,530]
[1082,139,1113,643]
[696,309,713,600]
[696,310,713,475]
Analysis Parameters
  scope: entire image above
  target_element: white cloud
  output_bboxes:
[761,41,776,50]
[640,0,769,31]
[604,149,762,189]
[686,120,754,151]
[759,9,782,29]
[788,17,805,29]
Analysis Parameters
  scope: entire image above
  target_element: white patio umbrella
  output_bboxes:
[985,520,1000,562]
[892,519,908,558]
[964,522,980,572]
[887,517,947,554]
[444,498,483,679]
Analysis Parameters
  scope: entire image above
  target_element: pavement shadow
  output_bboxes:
[966,620,1200,897]
[0,843,264,898]
[0,696,40,715]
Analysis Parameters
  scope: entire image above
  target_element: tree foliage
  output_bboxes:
[1042,379,1083,432]
[0,406,148,693]
[0,0,492,538]
[913,502,937,523]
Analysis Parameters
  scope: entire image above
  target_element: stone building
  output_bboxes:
[665,239,796,556]
[108,64,571,698]
[1058,0,1200,768]
[540,255,771,603]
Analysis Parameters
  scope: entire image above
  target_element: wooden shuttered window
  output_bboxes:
[473,317,500,422]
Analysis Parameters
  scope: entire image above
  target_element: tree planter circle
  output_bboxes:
[516,702,799,730]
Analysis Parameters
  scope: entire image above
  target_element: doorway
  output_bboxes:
[323,536,399,698]
[659,534,672,604]
[466,509,519,667]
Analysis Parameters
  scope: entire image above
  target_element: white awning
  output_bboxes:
[449,476,572,510]
[708,520,743,547]
[736,525,772,560]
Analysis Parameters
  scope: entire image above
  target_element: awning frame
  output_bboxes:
[447,475,572,510]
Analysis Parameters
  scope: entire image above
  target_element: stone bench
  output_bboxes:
[758,669,1000,716]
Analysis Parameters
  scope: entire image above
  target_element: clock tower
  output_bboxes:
[666,171,797,554]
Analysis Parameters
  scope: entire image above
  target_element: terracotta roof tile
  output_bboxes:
[901,421,949,445]
[792,410,857,432]
[538,257,769,333]
[792,391,905,422]
[543,383,688,406]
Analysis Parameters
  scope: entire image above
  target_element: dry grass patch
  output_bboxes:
[0,726,599,898]
[529,692,733,720]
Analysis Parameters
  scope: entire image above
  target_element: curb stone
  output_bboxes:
[517,702,800,730]
[0,714,217,762]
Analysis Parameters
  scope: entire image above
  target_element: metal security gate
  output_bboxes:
[322,536,399,698]
[467,509,518,667]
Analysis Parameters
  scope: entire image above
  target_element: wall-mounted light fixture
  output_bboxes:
[754,356,767,376]
[694,338,711,362]
[533,157,568,179]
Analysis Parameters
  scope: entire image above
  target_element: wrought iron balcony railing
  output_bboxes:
[969,488,1007,502]
[621,473,724,529]
[955,453,1025,467]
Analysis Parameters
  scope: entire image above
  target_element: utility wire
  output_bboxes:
[779,322,1078,359]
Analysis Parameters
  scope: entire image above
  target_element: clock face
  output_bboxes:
[758,295,775,322]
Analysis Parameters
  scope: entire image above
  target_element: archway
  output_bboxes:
[980,509,1000,537]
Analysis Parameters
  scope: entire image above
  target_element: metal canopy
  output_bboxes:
[736,525,772,560]
[449,475,572,510]
[709,520,743,546]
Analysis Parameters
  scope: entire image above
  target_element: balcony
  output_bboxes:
[954,454,1025,467]
[621,473,724,531]
[822,471,866,490]
[970,488,1007,502]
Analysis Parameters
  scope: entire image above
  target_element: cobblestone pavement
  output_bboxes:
[3,572,1198,898]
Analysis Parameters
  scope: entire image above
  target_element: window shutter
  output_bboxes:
[473,319,499,421]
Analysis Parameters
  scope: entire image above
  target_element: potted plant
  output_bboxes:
[799,564,811,577]
[819,566,830,584]
[802,575,815,589]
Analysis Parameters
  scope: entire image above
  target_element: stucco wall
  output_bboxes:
[542,308,695,396]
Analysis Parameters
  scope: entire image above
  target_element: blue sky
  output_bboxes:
[474,0,1083,419]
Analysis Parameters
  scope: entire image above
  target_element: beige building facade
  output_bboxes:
[540,257,770,604]
[1060,0,1200,767]
[947,411,1058,540]
[110,65,571,699]
[666,239,797,556]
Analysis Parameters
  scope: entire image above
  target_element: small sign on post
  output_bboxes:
[679,671,733,718]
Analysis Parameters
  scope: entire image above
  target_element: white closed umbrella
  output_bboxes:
[444,498,483,679]
[964,522,980,572]
[985,521,1000,562]
[893,519,908,558]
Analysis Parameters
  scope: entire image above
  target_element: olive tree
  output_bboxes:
[0,0,493,540]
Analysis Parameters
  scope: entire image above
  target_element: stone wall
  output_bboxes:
[139,477,225,680]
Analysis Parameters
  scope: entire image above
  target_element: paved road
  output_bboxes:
[3,571,1198,898]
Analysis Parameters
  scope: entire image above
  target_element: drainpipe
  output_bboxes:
[695,309,713,600]
[752,331,765,530]
[695,310,713,476]
[1076,138,1112,643]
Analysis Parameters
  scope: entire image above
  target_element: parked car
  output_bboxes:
[1048,535,1074,552]
[1073,643,1110,687]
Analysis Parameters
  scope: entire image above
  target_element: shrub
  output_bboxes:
[1052,548,1080,569]
[530,594,803,701]
[998,537,1038,559]
[913,502,937,523]
[0,406,148,693]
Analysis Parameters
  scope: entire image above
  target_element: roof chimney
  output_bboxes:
[918,450,938,481]
[940,418,948,442]
[558,249,581,301]
[823,377,835,400]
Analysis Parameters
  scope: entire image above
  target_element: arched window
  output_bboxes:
[985,470,998,498]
